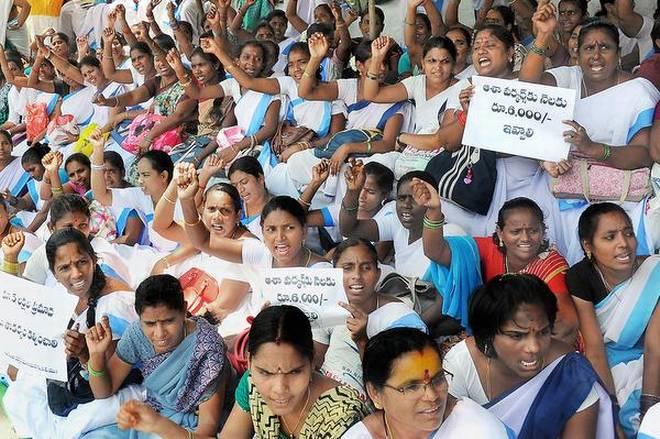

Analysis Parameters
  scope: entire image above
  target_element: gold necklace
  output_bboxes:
[281,387,311,438]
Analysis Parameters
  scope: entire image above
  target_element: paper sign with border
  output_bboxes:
[462,76,576,162]
[0,273,77,381]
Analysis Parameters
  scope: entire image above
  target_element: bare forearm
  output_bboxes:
[601,144,652,169]
[422,207,451,265]
[180,197,211,249]
[339,190,361,236]
[425,0,446,36]
[584,349,616,395]
[88,353,113,398]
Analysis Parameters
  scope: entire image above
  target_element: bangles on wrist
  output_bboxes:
[423,214,446,230]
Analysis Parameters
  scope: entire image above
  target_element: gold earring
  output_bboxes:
[498,238,504,248]
[586,251,592,260]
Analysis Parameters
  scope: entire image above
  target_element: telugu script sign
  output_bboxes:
[462,76,576,162]
[260,268,349,329]
[0,273,77,381]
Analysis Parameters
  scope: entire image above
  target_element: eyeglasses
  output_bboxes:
[382,370,453,398]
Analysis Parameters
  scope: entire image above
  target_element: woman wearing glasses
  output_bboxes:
[342,327,513,438]
[444,274,615,438]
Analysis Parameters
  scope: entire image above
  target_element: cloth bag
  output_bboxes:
[271,122,315,156]
[25,102,49,142]
[121,113,182,155]
[46,114,79,146]
[551,159,650,202]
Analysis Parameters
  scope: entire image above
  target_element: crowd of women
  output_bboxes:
[0,0,658,437]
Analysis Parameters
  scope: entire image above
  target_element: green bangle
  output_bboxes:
[423,214,446,230]
[88,362,106,377]
[601,144,612,161]
[341,200,359,212]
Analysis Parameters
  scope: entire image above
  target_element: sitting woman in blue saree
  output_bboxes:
[444,274,616,439]
[567,203,660,437]
[84,274,230,438]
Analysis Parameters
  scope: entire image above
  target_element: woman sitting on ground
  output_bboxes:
[444,274,615,438]
[84,274,230,437]
[112,305,369,438]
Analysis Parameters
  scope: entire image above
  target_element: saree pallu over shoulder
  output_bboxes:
[522,250,569,286]
[141,317,224,422]
[596,255,660,352]
[485,353,615,439]
[0,158,30,197]
[423,236,483,330]
[596,256,660,437]
[249,380,369,439]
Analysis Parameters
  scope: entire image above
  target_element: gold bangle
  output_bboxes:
[184,217,201,227]
[3,261,19,274]
[163,194,176,205]
[302,71,312,79]
[366,72,378,81]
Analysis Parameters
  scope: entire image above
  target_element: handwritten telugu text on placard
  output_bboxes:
[0,273,77,381]
[260,268,349,328]
[462,76,576,162]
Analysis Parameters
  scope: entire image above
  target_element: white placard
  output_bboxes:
[462,76,576,162]
[260,268,349,329]
[0,272,77,381]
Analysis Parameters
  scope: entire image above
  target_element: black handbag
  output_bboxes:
[425,145,497,216]
[46,357,96,417]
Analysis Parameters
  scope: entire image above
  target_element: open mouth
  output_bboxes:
[520,359,540,370]
[71,280,86,291]
[347,284,364,293]
[478,57,492,68]
[273,244,290,255]
[614,252,631,263]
